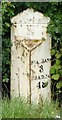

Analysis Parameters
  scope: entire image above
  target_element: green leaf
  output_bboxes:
[55,53,61,58]
[55,27,59,33]
[52,74,60,80]
[56,59,60,65]
[51,49,56,55]
[59,70,62,75]
[50,66,55,74]
[5,22,10,27]
[56,81,62,89]
[3,78,9,82]
[60,48,62,52]
[54,64,61,70]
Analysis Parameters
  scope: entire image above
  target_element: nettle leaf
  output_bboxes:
[52,74,60,80]
[51,49,56,55]
[54,64,61,70]
[50,66,55,74]
[56,81,62,89]
[56,59,60,65]
[59,70,62,75]
[55,53,61,58]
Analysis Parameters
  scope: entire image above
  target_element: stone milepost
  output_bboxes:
[11,9,51,103]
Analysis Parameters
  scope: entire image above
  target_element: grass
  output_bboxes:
[1,97,62,118]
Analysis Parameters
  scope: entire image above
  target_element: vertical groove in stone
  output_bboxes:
[18,68,20,97]
[29,51,31,104]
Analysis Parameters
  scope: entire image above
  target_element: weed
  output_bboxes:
[1,97,61,118]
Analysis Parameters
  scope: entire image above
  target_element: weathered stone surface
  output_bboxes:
[11,9,51,103]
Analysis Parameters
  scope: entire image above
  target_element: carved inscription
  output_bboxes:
[33,74,50,80]
[31,58,51,81]
[31,58,51,64]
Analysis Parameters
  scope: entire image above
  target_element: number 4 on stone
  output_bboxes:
[37,81,41,89]
[37,81,48,89]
